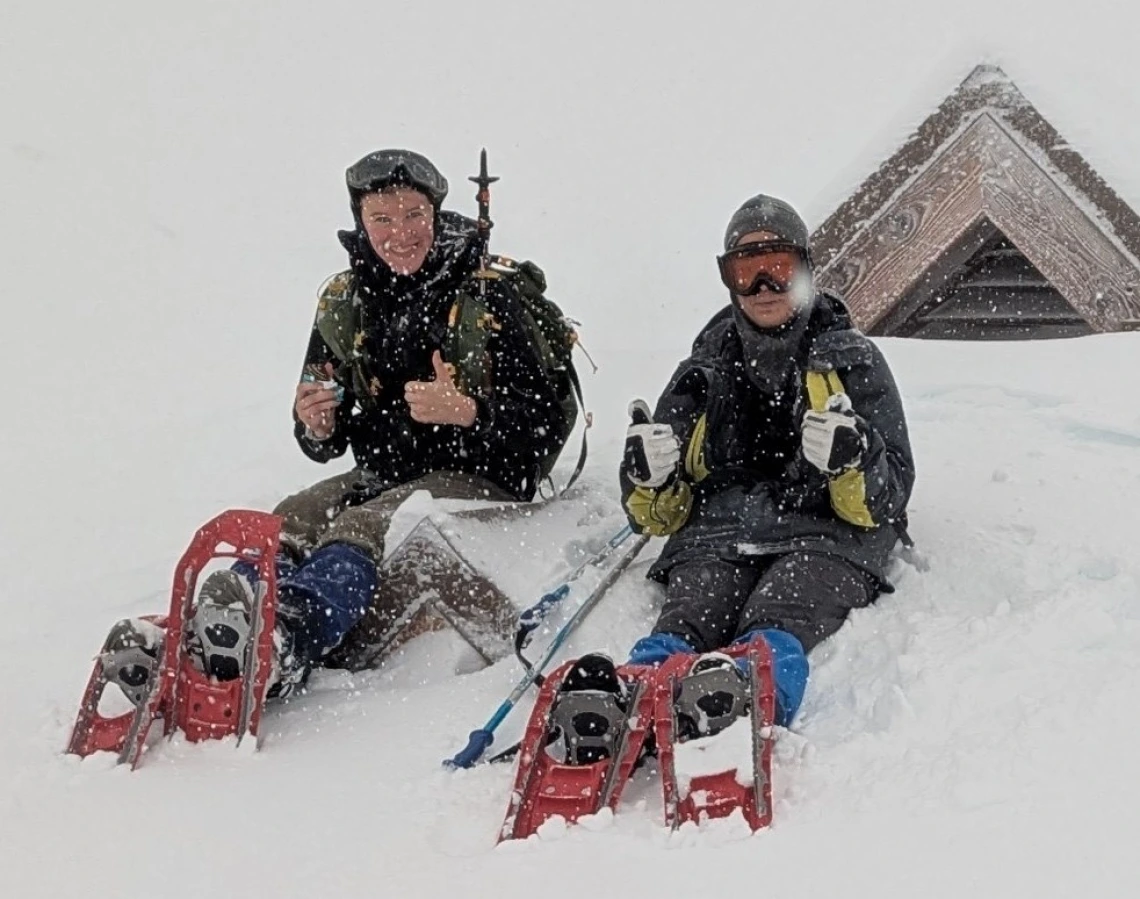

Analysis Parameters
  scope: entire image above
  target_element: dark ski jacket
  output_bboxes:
[294,211,565,502]
[621,292,915,586]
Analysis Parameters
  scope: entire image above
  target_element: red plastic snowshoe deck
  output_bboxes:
[500,661,657,841]
[657,636,776,831]
[66,510,281,767]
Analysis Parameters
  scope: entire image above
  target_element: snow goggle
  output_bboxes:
[716,241,809,296]
[346,150,449,206]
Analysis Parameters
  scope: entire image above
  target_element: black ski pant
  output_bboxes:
[652,551,877,654]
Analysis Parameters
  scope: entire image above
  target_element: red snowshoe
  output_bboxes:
[655,636,776,831]
[66,510,282,768]
[500,635,776,839]
[499,654,664,841]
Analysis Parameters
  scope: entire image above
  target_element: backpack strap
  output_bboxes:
[558,362,589,495]
[445,287,497,397]
[314,271,359,364]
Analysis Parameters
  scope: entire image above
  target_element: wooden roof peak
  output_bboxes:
[812,63,1140,333]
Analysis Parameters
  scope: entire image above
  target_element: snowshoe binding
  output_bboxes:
[100,617,166,707]
[189,569,308,698]
[548,653,630,764]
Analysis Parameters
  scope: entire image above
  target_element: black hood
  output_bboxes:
[692,291,857,392]
[336,211,481,384]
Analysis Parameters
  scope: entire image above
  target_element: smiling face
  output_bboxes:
[359,186,435,275]
[731,230,809,329]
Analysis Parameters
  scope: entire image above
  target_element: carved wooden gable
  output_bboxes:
[812,65,1140,338]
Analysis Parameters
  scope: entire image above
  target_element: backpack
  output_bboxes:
[313,256,587,491]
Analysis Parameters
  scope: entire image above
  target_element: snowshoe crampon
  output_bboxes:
[66,510,282,768]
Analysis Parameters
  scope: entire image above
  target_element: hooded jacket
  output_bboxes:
[621,292,915,585]
[294,211,566,501]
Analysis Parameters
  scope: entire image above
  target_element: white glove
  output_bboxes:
[802,393,867,474]
[623,400,681,488]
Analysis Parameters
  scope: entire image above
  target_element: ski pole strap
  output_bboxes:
[515,584,570,654]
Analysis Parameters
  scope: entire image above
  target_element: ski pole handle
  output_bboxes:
[446,728,495,770]
[628,398,653,426]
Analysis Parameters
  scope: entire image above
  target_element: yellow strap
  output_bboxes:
[805,371,831,413]
[804,370,876,528]
[684,413,710,483]
[828,469,876,528]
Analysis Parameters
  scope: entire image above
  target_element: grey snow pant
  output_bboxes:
[653,552,877,654]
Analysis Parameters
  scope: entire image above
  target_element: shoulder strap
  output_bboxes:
[315,271,359,364]
[445,287,496,396]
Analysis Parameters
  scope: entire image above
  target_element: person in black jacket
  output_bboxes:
[190,150,567,691]
[606,194,915,728]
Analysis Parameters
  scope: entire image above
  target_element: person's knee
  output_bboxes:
[318,508,385,561]
[657,559,757,651]
[739,552,873,652]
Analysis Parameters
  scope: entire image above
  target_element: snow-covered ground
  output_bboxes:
[5,334,1140,898]
[6,1,1140,896]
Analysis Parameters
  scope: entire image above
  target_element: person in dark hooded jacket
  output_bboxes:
[610,194,915,727]
[188,149,567,692]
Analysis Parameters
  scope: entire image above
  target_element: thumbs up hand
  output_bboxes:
[622,399,680,488]
[405,350,478,427]
[801,393,867,474]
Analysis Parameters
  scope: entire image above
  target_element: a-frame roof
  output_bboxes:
[812,65,1140,334]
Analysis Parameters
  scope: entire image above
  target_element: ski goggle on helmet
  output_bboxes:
[345,149,449,207]
[716,241,810,296]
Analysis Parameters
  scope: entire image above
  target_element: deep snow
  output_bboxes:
[5,2,1140,896]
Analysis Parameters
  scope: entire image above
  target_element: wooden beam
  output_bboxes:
[974,115,1140,331]
[818,112,1140,333]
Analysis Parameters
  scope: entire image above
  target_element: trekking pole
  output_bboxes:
[444,530,650,769]
[469,148,498,298]
[513,524,634,677]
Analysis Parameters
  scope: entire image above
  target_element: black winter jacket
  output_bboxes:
[294,212,566,501]
[621,293,915,586]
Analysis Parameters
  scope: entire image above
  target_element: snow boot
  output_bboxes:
[190,569,309,697]
[672,651,751,742]
[548,652,630,765]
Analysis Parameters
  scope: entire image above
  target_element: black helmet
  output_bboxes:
[345,149,449,207]
[724,194,810,254]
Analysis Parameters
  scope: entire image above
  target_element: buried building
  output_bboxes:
[813,64,1140,339]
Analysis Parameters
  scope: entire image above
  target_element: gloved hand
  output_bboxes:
[801,393,868,474]
[622,399,681,488]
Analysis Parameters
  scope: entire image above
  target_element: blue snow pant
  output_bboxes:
[628,553,877,726]
[233,545,376,665]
